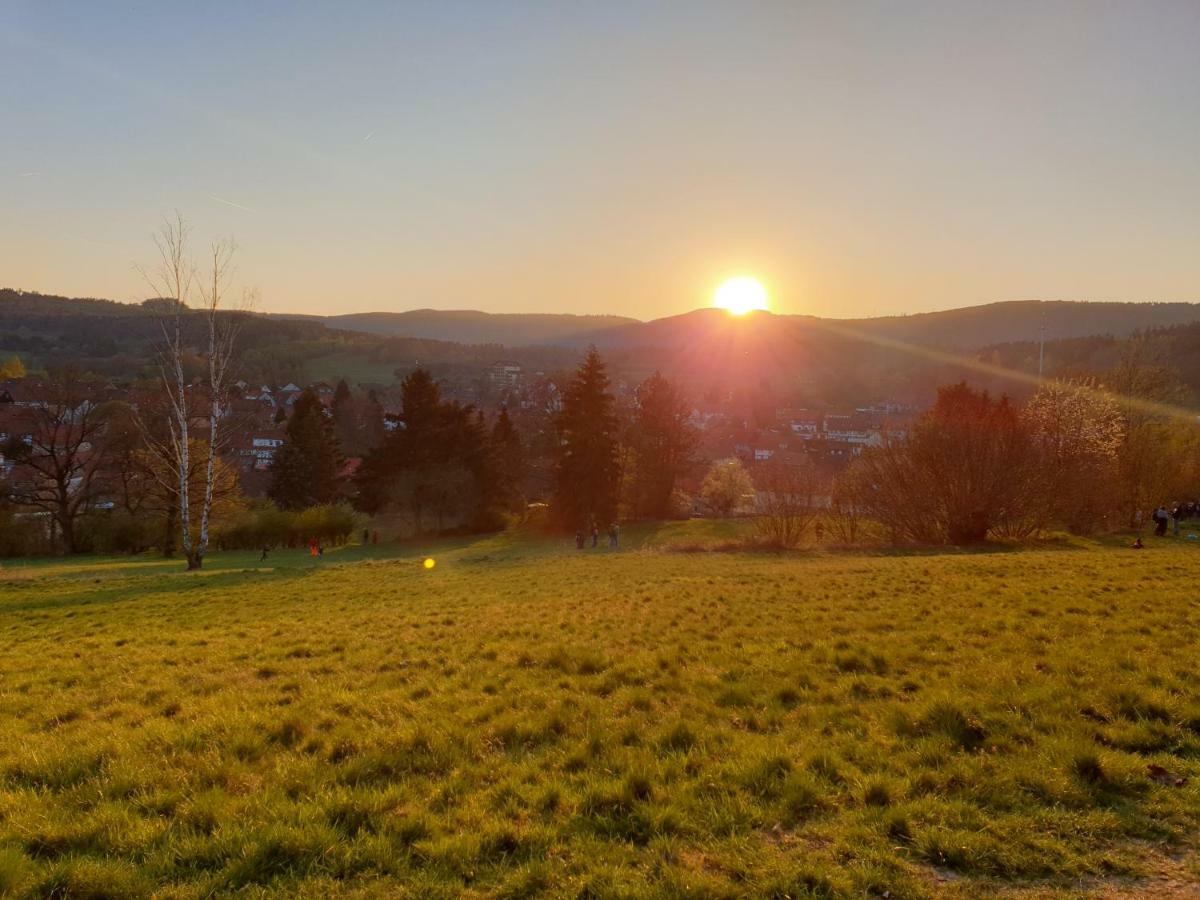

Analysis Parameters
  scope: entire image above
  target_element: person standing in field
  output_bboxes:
[591,523,599,548]
[1154,506,1169,537]
[608,522,619,548]
[575,530,585,550]
[260,546,269,562]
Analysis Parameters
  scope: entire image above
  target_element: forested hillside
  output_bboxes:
[4,288,1200,406]
[0,290,575,385]
[279,308,637,346]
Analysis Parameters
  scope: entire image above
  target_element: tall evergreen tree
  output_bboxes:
[362,389,387,451]
[553,347,620,529]
[491,406,526,514]
[268,389,344,510]
[331,379,360,455]
[354,369,504,532]
[400,368,442,432]
[630,372,697,518]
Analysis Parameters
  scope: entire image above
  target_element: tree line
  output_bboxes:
[4,348,1198,558]
[840,376,1199,545]
[257,346,698,536]
[0,342,701,559]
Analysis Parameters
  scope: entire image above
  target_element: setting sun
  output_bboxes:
[713,276,769,315]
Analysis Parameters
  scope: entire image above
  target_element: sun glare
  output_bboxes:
[713,276,769,316]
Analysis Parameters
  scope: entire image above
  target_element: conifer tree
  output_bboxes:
[362,389,387,451]
[331,379,359,454]
[553,347,619,529]
[269,389,344,509]
[491,406,526,514]
[354,369,504,531]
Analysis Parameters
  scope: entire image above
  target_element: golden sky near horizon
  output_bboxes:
[2,2,1199,320]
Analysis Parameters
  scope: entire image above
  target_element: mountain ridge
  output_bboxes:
[6,288,1200,353]
[268,308,638,347]
[276,299,1200,350]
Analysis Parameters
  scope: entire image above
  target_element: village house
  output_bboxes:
[250,437,284,468]
[779,408,822,438]
[487,361,523,390]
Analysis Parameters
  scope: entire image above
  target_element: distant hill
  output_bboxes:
[574,301,1200,352]
[843,300,1200,349]
[279,300,1200,359]
[6,288,1200,406]
[0,289,535,385]
[22,287,1188,354]
[273,309,637,347]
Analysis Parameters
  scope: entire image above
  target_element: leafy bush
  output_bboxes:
[212,502,356,549]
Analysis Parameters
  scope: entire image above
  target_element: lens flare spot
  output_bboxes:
[423,558,436,570]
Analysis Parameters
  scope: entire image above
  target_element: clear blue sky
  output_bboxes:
[2,1,1198,318]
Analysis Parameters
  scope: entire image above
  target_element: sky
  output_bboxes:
[2,1,1199,320]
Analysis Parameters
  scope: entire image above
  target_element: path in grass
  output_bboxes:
[0,533,1198,897]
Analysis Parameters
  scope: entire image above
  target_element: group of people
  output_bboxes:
[1149,502,1199,537]
[575,522,619,550]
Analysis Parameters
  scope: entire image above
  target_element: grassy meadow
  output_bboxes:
[0,524,1198,897]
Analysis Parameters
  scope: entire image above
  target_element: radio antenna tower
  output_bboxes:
[1038,314,1046,380]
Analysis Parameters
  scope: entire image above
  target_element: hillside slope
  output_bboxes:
[1,532,1197,896]
[273,309,637,347]
[577,300,1200,352]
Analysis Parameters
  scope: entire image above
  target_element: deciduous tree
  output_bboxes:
[1023,378,1123,533]
[753,458,822,547]
[138,215,247,569]
[629,372,696,519]
[700,458,753,518]
[2,371,108,553]
[850,382,1037,544]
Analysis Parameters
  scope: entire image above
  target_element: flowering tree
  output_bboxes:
[1023,378,1124,533]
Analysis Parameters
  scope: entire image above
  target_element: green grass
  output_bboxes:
[1,526,1199,897]
[301,351,400,386]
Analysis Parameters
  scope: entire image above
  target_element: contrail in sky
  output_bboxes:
[17,172,39,177]
[209,194,253,212]
[362,130,374,143]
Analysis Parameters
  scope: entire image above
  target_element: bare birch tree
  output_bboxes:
[192,238,244,566]
[138,214,246,569]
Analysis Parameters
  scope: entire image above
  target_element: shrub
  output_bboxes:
[753,458,823,548]
[85,511,157,554]
[846,383,1039,544]
[212,502,356,550]
[699,459,754,517]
